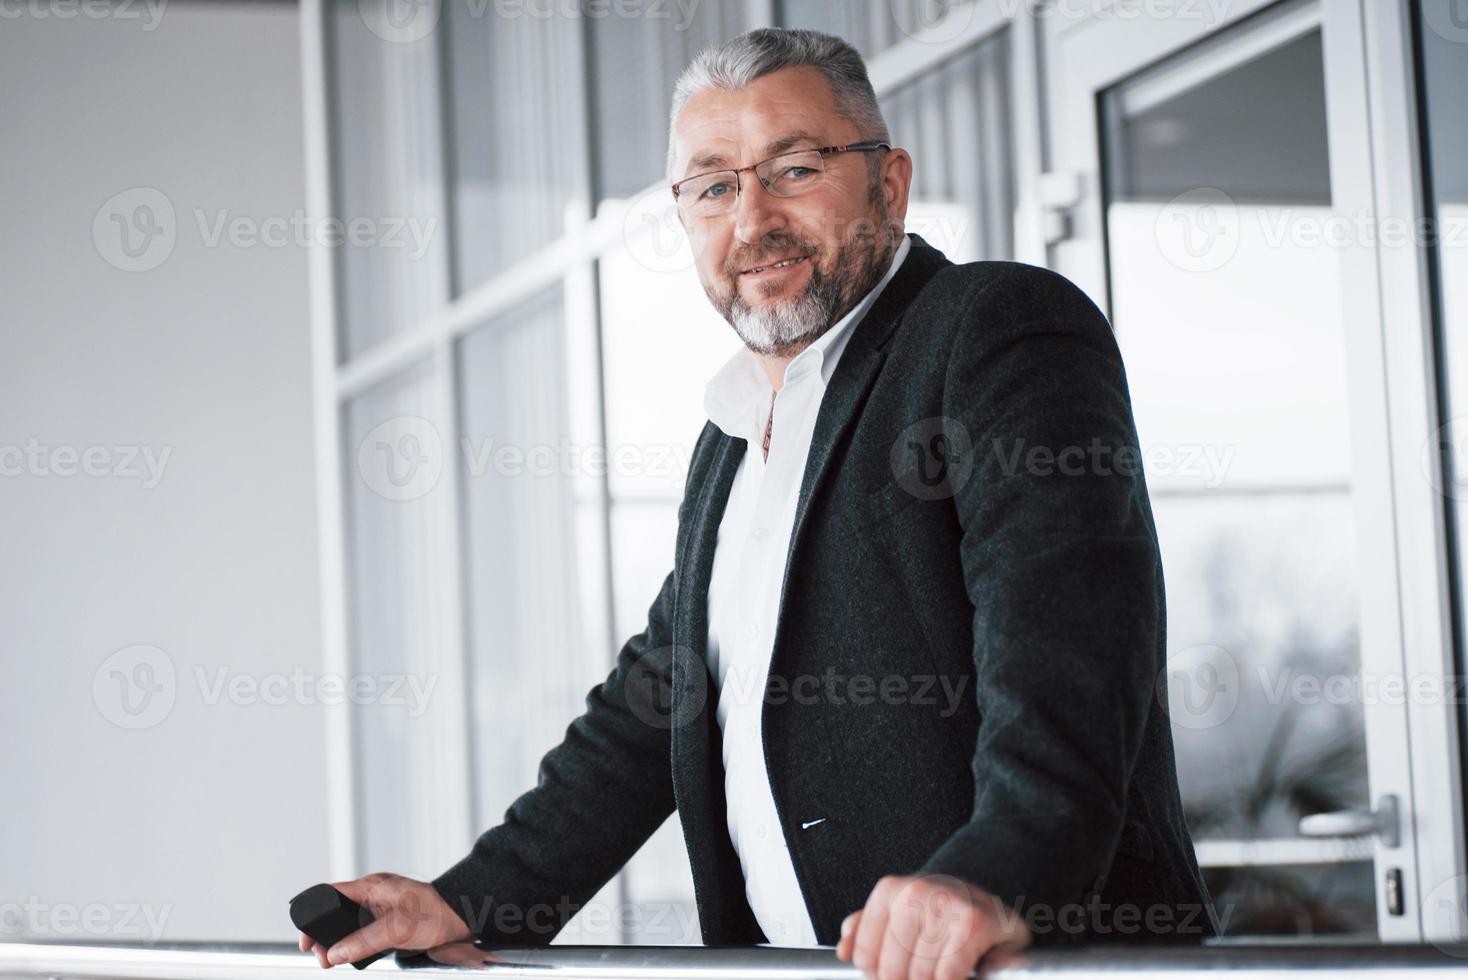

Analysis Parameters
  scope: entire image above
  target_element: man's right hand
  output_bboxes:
[297,872,473,969]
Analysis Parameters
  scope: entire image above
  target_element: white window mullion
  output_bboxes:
[301,0,357,881]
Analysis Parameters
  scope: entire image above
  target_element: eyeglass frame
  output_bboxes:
[670,140,893,210]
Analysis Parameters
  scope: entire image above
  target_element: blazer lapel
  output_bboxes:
[774,233,954,636]
[669,429,763,943]
[671,427,742,717]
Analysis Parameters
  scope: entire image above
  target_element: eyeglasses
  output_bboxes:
[671,141,891,219]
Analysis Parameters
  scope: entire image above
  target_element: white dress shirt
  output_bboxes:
[701,235,911,946]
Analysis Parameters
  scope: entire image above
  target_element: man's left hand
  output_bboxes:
[835,874,1032,980]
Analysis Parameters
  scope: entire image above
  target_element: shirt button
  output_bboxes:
[746,623,758,638]
[756,823,768,840]
[752,527,769,542]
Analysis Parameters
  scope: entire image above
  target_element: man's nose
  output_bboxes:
[730,174,789,247]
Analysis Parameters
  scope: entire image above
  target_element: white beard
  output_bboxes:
[728,281,834,355]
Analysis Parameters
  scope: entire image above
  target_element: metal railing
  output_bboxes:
[4,940,1468,980]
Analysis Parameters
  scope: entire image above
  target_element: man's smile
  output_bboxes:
[738,253,811,282]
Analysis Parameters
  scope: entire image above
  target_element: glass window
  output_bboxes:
[1100,23,1374,935]
[1417,4,1468,937]
[589,0,751,204]
[880,29,1013,262]
[331,0,451,360]
[457,283,699,943]
[782,0,962,59]
[443,7,587,292]
[457,287,593,829]
[344,358,466,878]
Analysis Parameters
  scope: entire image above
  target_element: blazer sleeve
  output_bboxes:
[915,263,1163,942]
[430,566,680,945]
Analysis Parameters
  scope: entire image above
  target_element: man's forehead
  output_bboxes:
[671,66,843,178]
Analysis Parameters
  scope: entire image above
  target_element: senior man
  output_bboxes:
[300,26,1219,980]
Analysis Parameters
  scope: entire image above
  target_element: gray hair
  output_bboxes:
[665,27,890,182]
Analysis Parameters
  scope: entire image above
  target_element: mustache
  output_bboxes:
[726,243,818,276]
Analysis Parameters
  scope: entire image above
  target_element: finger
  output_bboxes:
[874,888,923,980]
[936,935,987,980]
[836,912,861,961]
[298,931,330,969]
[851,884,895,975]
[935,908,993,980]
[325,913,402,966]
[908,903,951,980]
[330,876,383,910]
[904,903,963,979]
[329,876,393,934]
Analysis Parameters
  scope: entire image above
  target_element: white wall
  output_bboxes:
[0,0,329,941]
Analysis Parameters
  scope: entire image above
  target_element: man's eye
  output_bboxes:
[773,166,816,183]
[699,181,733,200]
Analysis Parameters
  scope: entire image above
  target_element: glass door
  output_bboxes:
[1042,0,1462,942]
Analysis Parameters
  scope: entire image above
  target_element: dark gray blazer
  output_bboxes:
[433,232,1219,948]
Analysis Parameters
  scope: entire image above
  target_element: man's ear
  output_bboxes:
[880,147,914,225]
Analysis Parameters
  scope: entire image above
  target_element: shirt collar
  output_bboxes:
[703,234,912,442]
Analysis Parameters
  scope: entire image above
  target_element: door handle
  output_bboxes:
[1297,794,1400,848]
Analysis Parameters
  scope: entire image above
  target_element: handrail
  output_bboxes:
[4,940,1468,979]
